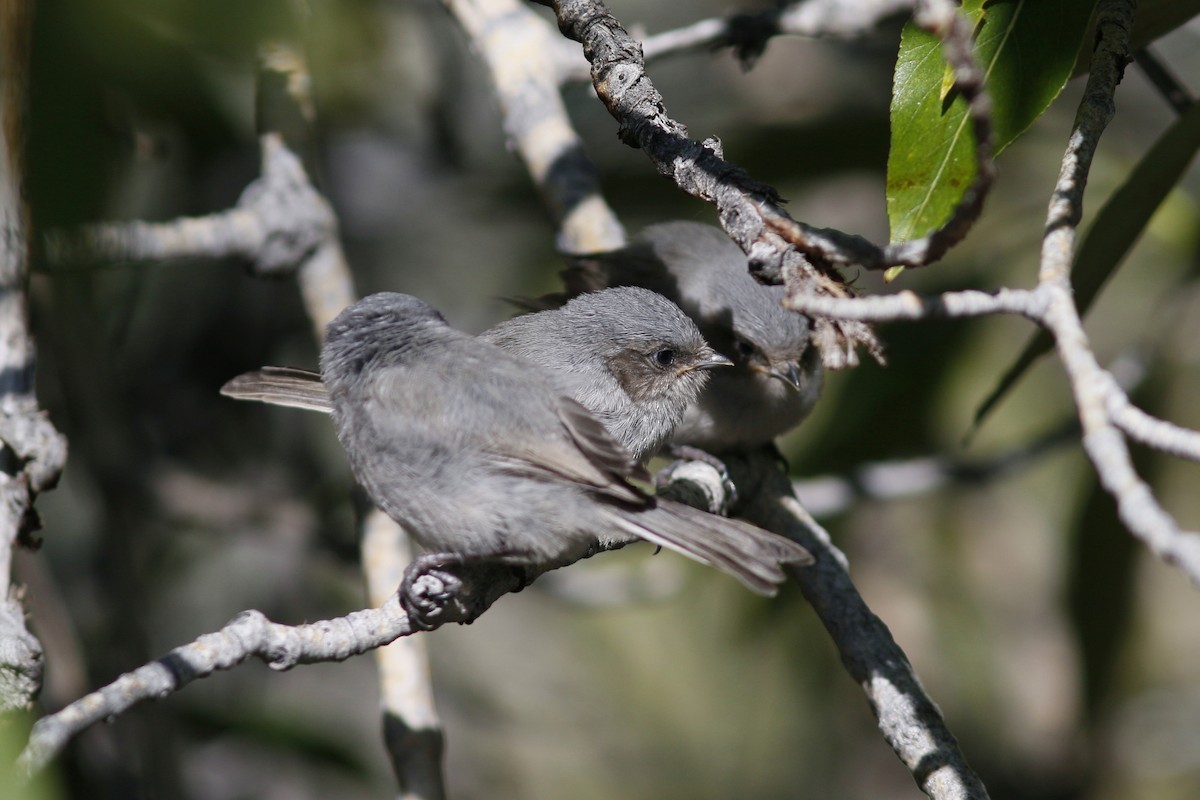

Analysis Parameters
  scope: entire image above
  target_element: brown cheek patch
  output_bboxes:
[606,352,662,402]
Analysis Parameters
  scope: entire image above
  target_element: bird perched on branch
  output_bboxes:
[538,221,823,453]
[310,293,811,623]
[223,286,730,463]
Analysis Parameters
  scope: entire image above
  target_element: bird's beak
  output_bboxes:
[754,361,804,390]
[684,350,734,373]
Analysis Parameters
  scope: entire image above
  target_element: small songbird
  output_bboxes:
[479,287,731,462]
[222,287,731,464]
[551,222,823,453]
[314,293,810,620]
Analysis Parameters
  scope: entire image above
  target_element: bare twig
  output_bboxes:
[785,286,1045,321]
[643,452,988,799]
[545,0,991,274]
[1108,398,1200,463]
[16,536,638,775]
[40,43,353,343]
[555,0,916,81]
[19,597,416,775]
[43,133,341,334]
[792,422,1078,517]
[0,0,67,714]
[256,42,358,336]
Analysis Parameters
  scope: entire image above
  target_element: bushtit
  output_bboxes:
[222,287,731,463]
[314,293,809,620]
[548,221,824,452]
[479,286,731,461]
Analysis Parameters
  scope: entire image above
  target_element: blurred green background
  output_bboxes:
[14,1,1200,798]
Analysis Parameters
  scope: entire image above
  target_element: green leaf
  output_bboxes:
[970,98,1200,435]
[888,0,1098,243]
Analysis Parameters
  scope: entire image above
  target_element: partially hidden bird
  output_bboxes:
[546,221,824,453]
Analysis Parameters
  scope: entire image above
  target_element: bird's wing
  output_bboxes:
[506,256,612,312]
[490,395,651,507]
[565,243,681,299]
[221,366,332,413]
[555,396,651,485]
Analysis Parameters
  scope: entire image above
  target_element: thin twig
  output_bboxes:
[253,40,446,798]
[636,451,989,799]
[256,42,358,335]
[785,0,1200,585]
[16,537,633,775]
[1109,398,1200,462]
[784,286,1045,321]
[556,0,916,82]
[43,133,340,319]
[793,421,1078,517]
[19,595,415,775]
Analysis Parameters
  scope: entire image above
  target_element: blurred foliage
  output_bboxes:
[13,1,1200,800]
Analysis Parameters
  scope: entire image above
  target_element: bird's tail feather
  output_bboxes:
[221,367,332,413]
[604,500,812,596]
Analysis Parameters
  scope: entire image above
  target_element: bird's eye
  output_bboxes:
[734,339,756,359]
[651,348,676,368]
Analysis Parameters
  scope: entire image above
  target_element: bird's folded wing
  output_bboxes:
[491,395,651,507]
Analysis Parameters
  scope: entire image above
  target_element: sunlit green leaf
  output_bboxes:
[888,0,1097,243]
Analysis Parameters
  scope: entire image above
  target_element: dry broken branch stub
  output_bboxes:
[42,134,336,279]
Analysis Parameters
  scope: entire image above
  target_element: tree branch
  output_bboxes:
[0,0,67,714]
[16,536,638,775]
[43,131,343,343]
[727,452,989,800]
[255,41,358,336]
[784,286,1046,321]
[784,0,1200,585]
[792,421,1078,517]
[361,509,447,800]
[538,0,992,365]
[441,0,625,253]
[253,40,445,798]
[555,0,916,82]
[1133,48,1194,115]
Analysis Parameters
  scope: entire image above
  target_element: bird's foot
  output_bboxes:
[400,553,465,631]
[656,445,738,514]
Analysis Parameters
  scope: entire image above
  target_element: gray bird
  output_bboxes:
[480,286,730,461]
[222,287,731,463]
[550,221,823,452]
[315,293,810,619]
